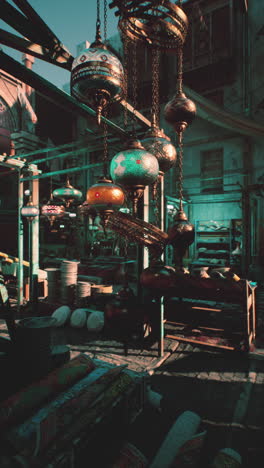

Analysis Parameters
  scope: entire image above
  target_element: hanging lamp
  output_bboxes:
[110,137,159,216]
[165,2,195,270]
[86,109,125,228]
[71,0,124,125]
[21,196,39,222]
[52,176,82,208]
[41,179,65,226]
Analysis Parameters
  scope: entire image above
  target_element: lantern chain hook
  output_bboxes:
[96,0,101,31]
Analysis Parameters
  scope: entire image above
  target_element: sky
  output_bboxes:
[0,0,119,90]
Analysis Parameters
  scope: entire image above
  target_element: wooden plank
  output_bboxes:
[165,334,236,351]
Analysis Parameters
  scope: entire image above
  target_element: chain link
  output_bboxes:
[132,40,138,130]
[123,26,129,128]
[177,131,183,202]
[103,108,108,176]
[176,45,183,95]
[96,0,101,29]
[104,0,107,41]
[152,44,160,124]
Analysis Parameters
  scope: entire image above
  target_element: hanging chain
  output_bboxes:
[152,33,160,125]
[176,44,183,95]
[96,0,101,30]
[178,130,183,205]
[103,108,108,177]
[131,40,138,132]
[123,27,129,128]
[104,0,107,42]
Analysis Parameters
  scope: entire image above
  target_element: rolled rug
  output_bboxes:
[0,353,95,429]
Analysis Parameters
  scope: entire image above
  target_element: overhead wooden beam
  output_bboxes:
[0,29,73,69]
[0,50,130,138]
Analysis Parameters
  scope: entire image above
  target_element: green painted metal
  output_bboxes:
[33,146,88,165]
[30,178,39,304]
[21,161,103,182]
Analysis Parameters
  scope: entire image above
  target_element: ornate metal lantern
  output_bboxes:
[41,201,65,226]
[167,206,195,269]
[52,177,82,208]
[110,138,159,215]
[71,21,124,125]
[21,197,39,222]
[86,176,125,228]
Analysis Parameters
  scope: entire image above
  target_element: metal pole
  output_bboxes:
[17,172,24,311]
[21,161,103,182]
[30,173,39,304]
[159,174,165,357]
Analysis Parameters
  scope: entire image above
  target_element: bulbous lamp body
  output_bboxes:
[86,178,125,211]
[110,144,159,187]
[21,203,39,222]
[167,209,195,269]
[164,92,196,132]
[53,183,82,208]
[41,204,65,225]
[142,127,177,174]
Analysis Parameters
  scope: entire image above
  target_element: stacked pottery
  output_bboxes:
[45,268,60,303]
[76,281,91,307]
[60,260,79,305]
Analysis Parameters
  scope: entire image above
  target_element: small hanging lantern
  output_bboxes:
[52,177,82,208]
[41,200,65,226]
[110,138,159,215]
[167,204,195,269]
[21,196,39,222]
[86,176,125,228]
[71,2,124,125]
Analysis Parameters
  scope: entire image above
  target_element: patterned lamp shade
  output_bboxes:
[71,40,124,124]
[164,92,196,133]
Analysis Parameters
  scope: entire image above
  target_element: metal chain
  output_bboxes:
[152,44,160,124]
[123,26,129,128]
[176,45,183,95]
[104,0,107,41]
[178,131,183,203]
[131,40,138,131]
[103,108,108,176]
[96,0,101,29]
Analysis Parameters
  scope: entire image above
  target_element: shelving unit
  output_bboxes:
[191,219,242,271]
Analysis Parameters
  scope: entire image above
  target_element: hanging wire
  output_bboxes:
[96,0,101,30]
[152,44,160,125]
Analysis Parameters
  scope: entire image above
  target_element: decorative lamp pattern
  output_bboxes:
[41,203,65,226]
[71,40,124,125]
[142,125,177,175]
[52,178,82,208]
[110,139,159,215]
